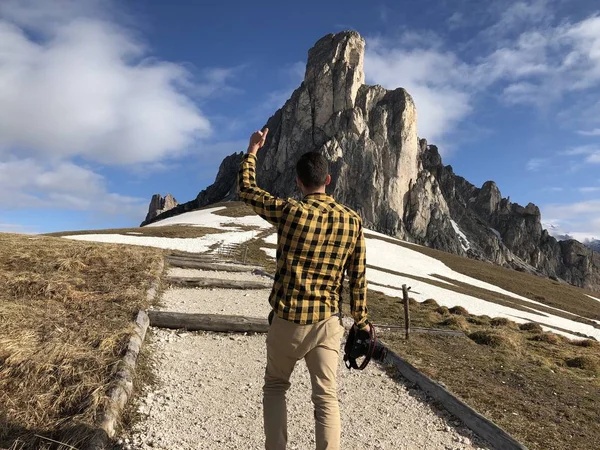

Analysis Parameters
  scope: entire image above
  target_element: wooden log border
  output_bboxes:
[148,310,269,333]
[166,276,271,290]
[383,346,528,450]
[86,258,164,450]
[166,259,262,273]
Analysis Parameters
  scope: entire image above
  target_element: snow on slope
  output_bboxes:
[64,231,260,253]
[264,233,278,245]
[450,220,470,251]
[145,206,272,230]
[62,205,600,340]
[63,206,272,253]
[587,294,600,303]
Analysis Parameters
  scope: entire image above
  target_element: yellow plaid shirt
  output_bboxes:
[238,153,368,329]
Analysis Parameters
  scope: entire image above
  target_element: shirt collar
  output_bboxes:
[303,192,333,201]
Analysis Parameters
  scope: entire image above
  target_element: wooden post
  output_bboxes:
[402,284,410,340]
[243,245,248,264]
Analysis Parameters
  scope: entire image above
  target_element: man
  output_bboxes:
[238,127,369,450]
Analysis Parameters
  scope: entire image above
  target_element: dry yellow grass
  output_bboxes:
[47,224,225,239]
[0,233,163,449]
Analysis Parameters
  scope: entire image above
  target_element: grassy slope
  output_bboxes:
[0,233,163,449]
[352,291,600,450]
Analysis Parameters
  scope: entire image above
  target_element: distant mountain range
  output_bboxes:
[543,223,600,252]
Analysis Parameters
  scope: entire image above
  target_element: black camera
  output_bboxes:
[343,325,388,370]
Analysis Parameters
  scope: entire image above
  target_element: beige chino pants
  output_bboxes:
[263,313,345,450]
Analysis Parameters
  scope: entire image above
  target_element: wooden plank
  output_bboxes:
[384,347,528,450]
[87,311,151,449]
[166,259,262,272]
[148,311,269,333]
[167,253,218,260]
[166,276,271,289]
[87,258,164,450]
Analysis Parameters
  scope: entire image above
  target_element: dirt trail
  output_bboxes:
[119,266,489,450]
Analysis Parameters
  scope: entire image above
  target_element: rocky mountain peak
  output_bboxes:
[305,31,365,132]
[145,193,178,223]
[142,31,600,292]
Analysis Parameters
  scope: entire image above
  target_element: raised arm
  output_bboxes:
[346,221,369,330]
[238,128,285,226]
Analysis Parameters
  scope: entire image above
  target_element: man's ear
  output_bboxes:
[324,174,331,186]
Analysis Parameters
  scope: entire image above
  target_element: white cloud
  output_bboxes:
[562,145,600,164]
[364,6,600,144]
[578,128,600,136]
[0,1,210,165]
[0,158,146,216]
[542,200,600,242]
[526,157,549,171]
[447,12,464,30]
[579,187,600,193]
[0,0,245,220]
[365,41,472,143]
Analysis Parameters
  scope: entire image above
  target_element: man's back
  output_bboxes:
[272,193,362,324]
[238,151,368,330]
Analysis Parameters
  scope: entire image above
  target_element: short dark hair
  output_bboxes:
[296,152,329,189]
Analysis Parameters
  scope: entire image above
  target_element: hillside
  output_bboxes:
[61,202,600,341]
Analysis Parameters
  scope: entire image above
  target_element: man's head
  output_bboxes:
[296,151,331,195]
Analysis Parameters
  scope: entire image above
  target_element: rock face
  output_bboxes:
[419,140,600,290]
[142,31,599,292]
[140,153,243,227]
[145,194,178,223]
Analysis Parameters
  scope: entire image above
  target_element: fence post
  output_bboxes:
[402,284,410,340]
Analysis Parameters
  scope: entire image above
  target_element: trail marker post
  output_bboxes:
[402,284,411,340]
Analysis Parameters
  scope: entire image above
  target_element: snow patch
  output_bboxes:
[145,206,272,230]
[366,269,589,340]
[586,294,600,303]
[64,230,259,254]
[489,228,502,240]
[450,220,470,251]
[261,247,277,259]
[263,233,278,245]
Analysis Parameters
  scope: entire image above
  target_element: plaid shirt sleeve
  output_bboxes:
[346,222,368,329]
[238,153,284,226]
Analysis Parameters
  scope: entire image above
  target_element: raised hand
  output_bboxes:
[248,127,269,155]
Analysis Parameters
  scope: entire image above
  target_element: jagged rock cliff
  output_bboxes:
[145,193,178,223]
[420,141,600,290]
[142,31,600,292]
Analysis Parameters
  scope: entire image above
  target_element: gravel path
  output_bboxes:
[158,286,272,316]
[122,329,487,450]
[120,266,489,450]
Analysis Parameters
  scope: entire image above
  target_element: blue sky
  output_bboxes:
[1,0,599,241]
